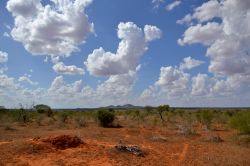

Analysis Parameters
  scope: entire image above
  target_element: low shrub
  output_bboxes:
[97,110,115,127]
[229,111,250,134]
[59,112,72,123]
[178,114,197,136]
[17,108,31,123]
[74,117,87,127]
[144,106,154,114]
[196,110,214,130]
[35,114,46,126]
[0,107,7,121]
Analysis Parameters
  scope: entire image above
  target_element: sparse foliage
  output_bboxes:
[196,110,214,130]
[17,105,30,123]
[156,105,170,122]
[75,117,87,127]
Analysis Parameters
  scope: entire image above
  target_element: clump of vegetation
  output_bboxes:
[226,110,237,117]
[231,134,250,147]
[34,104,53,117]
[74,117,87,127]
[0,106,7,112]
[17,105,31,123]
[156,105,170,123]
[97,109,115,127]
[144,106,154,114]
[58,111,73,124]
[178,113,197,136]
[196,110,214,130]
[0,106,8,121]
[35,114,46,126]
[229,111,250,134]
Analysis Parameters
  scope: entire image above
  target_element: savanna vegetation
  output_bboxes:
[0,104,250,165]
[1,105,249,141]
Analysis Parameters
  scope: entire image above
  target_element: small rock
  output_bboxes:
[206,134,223,143]
[115,143,144,156]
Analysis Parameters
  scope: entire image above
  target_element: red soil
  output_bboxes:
[39,135,83,150]
[0,124,249,166]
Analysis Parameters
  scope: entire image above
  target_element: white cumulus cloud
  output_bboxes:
[96,70,137,99]
[179,56,204,70]
[53,62,84,75]
[6,0,94,59]
[178,22,223,46]
[178,0,250,77]
[155,66,189,95]
[18,74,38,85]
[85,22,162,76]
[165,1,181,11]
[152,0,165,9]
[191,74,214,96]
[0,51,8,63]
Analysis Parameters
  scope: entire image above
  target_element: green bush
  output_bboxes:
[34,104,53,117]
[196,110,214,129]
[97,110,115,127]
[230,111,250,134]
[0,107,7,120]
[59,111,72,123]
[0,106,7,112]
[144,106,154,113]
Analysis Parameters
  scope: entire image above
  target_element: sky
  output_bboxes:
[0,0,250,108]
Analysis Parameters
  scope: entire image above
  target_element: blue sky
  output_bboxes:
[0,0,250,108]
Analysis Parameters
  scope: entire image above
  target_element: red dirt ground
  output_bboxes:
[0,124,249,166]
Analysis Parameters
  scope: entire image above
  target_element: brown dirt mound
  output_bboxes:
[40,135,83,150]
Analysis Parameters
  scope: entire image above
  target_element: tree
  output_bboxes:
[0,106,7,112]
[157,105,170,122]
[17,104,30,123]
[34,104,53,117]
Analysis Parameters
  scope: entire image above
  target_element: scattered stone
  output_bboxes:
[206,134,223,143]
[115,142,144,156]
[32,137,41,141]
[177,124,196,136]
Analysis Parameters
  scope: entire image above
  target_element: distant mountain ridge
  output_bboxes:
[104,104,143,109]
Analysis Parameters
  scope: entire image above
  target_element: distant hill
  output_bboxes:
[104,104,143,109]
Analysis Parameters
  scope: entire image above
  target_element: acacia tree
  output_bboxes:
[34,104,53,117]
[157,105,170,122]
[17,104,30,123]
